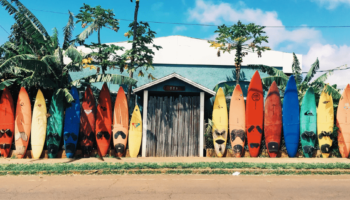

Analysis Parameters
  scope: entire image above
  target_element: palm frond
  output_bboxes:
[262,76,288,87]
[0,0,18,16]
[323,84,342,100]
[54,48,63,66]
[292,53,302,84]
[63,62,81,72]
[18,60,59,82]
[62,11,75,50]
[12,0,50,39]
[303,58,319,84]
[0,78,18,90]
[40,55,61,74]
[312,64,348,84]
[71,74,137,87]
[50,27,59,49]
[57,88,74,103]
[0,54,37,73]
[21,73,57,89]
[64,45,83,63]
[76,21,97,43]
[248,64,288,79]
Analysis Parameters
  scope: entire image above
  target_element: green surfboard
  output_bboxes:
[300,88,317,157]
[46,91,65,158]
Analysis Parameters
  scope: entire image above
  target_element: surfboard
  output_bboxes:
[212,87,228,157]
[300,88,317,158]
[15,87,31,159]
[318,87,334,158]
[246,71,264,157]
[31,89,47,159]
[229,85,245,157]
[0,87,15,158]
[113,87,129,157]
[80,86,96,157]
[63,87,80,158]
[264,81,282,158]
[46,91,65,158]
[337,84,350,158]
[129,105,142,158]
[283,75,300,158]
[96,83,112,157]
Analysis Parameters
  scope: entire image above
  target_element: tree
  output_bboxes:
[124,0,162,102]
[248,56,342,104]
[75,4,120,74]
[209,21,270,85]
[0,0,137,102]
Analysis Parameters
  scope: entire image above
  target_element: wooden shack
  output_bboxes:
[133,73,215,157]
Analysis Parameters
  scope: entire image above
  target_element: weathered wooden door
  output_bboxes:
[146,96,200,157]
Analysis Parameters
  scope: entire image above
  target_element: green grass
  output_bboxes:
[0,162,350,174]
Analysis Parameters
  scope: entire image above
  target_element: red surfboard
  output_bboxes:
[264,81,282,158]
[15,87,32,158]
[246,71,264,157]
[0,87,15,158]
[80,86,96,157]
[96,83,112,157]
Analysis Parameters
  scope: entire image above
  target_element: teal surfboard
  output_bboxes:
[300,88,317,157]
[46,91,65,158]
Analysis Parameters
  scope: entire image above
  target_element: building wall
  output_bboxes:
[70,64,282,96]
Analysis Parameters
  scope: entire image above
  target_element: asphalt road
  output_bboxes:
[0,175,349,200]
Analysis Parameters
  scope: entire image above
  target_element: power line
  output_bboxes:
[0,25,10,35]
[28,8,350,29]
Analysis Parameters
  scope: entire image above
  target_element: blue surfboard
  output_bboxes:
[63,87,81,158]
[283,75,300,157]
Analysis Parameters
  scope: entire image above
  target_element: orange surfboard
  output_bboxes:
[15,87,32,158]
[112,87,129,157]
[264,81,282,158]
[246,71,264,157]
[229,85,246,157]
[337,84,350,158]
[0,87,15,158]
[96,83,112,157]
[80,86,96,157]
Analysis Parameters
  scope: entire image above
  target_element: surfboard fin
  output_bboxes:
[268,142,279,152]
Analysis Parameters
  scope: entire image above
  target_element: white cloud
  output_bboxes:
[188,0,322,50]
[173,26,187,33]
[312,0,350,9]
[303,43,350,88]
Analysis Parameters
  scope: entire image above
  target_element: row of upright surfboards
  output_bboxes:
[213,71,350,158]
[0,83,143,159]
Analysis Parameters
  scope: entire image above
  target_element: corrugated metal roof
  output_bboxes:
[70,35,302,73]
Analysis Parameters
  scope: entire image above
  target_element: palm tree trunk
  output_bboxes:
[98,27,104,74]
[127,0,140,103]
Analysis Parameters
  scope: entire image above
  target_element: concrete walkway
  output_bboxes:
[0,157,349,164]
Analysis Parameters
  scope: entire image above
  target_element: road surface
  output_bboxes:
[0,175,349,200]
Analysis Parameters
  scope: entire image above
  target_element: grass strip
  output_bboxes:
[3,168,350,176]
[1,162,350,173]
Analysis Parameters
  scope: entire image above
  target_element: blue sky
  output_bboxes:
[1,0,350,85]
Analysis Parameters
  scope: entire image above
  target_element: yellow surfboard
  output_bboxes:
[31,90,47,159]
[212,88,228,157]
[128,105,142,158]
[317,88,334,158]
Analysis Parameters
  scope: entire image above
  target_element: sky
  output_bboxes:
[1,0,350,87]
